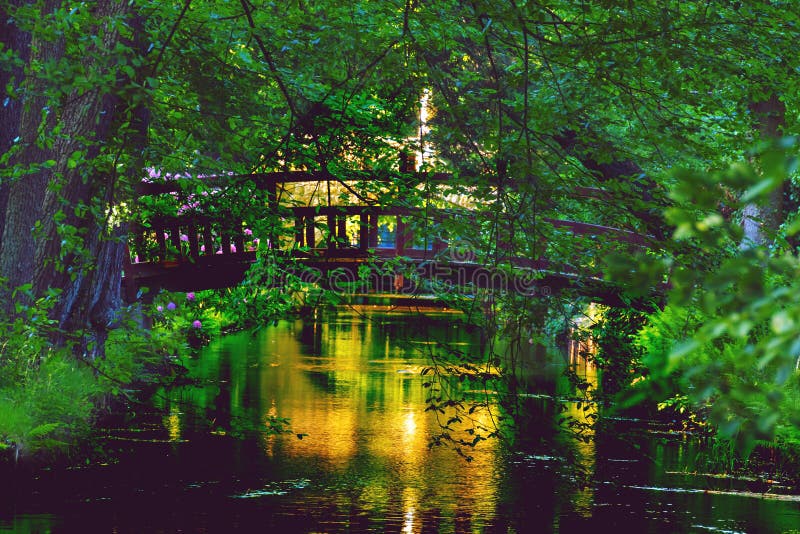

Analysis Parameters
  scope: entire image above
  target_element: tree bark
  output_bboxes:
[741,93,785,248]
[0,0,32,252]
[0,0,61,314]
[1,1,145,359]
[31,1,140,356]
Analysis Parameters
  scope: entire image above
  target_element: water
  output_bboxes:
[1,306,799,533]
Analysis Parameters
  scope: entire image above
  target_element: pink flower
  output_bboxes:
[167,302,176,311]
[230,244,237,253]
[177,200,200,215]
[157,305,163,312]
[134,255,140,263]
[252,238,260,247]
[180,234,189,242]
[192,320,202,329]
[187,292,195,301]
[200,245,206,253]
[244,228,253,236]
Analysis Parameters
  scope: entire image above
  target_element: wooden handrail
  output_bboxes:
[135,170,454,196]
[545,218,653,246]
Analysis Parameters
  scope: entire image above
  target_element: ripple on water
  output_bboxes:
[230,478,311,498]
[625,484,800,502]
[690,525,747,534]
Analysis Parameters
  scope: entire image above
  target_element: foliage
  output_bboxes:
[588,308,647,401]
[629,139,800,457]
[0,284,60,390]
[0,291,100,460]
[200,250,329,330]
[4,0,800,463]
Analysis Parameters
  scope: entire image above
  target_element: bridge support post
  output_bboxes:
[337,216,347,248]
[395,217,408,255]
[359,213,369,251]
[266,178,279,248]
[327,214,336,250]
[368,215,378,248]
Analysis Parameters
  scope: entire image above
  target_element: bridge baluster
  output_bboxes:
[305,217,315,248]
[202,224,214,256]
[221,234,232,255]
[295,217,304,247]
[234,224,245,255]
[131,223,145,262]
[155,223,167,261]
[433,237,447,255]
[169,222,181,259]
[187,221,199,258]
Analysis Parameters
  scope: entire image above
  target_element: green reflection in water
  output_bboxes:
[146,306,800,533]
[2,307,800,533]
[160,306,511,530]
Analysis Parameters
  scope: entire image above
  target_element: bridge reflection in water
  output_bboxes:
[155,306,602,531]
[6,307,799,532]
[145,308,800,533]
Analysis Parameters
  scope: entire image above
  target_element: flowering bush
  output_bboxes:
[152,291,217,350]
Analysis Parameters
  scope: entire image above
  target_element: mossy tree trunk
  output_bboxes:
[0,1,146,358]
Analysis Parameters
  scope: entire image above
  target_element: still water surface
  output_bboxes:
[2,306,799,533]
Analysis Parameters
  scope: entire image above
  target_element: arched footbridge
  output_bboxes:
[122,172,663,308]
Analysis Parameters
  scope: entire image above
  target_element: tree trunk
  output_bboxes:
[0,0,32,252]
[33,1,141,356]
[0,0,61,314]
[1,1,144,359]
[741,93,786,248]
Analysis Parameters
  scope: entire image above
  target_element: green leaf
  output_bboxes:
[668,339,700,370]
[741,177,780,203]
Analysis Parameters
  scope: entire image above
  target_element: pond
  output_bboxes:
[2,306,799,533]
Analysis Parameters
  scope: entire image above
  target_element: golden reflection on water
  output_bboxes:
[165,406,182,442]
[172,307,602,531]
[563,335,598,518]
[402,486,418,534]
[249,308,503,529]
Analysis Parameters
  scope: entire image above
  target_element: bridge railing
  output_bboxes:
[124,172,659,299]
[127,215,255,263]
[289,206,449,258]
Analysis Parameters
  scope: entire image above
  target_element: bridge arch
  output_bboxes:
[123,170,663,308]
